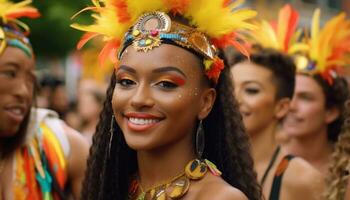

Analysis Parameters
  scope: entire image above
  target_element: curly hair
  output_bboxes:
[225,45,296,100]
[325,100,350,200]
[312,75,349,142]
[81,50,262,200]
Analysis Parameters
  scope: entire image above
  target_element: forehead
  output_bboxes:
[295,74,323,95]
[231,61,274,85]
[119,44,202,76]
[0,46,35,70]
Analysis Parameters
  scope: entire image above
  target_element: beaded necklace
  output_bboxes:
[128,159,221,200]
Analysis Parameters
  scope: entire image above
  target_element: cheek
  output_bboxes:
[245,94,274,112]
[299,102,325,118]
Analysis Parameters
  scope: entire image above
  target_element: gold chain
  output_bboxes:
[138,171,186,193]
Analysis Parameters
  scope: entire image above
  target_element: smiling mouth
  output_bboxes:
[4,106,27,123]
[124,113,164,132]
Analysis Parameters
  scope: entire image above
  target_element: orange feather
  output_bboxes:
[112,0,131,23]
[5,8,40,19]
[77,32,100,50]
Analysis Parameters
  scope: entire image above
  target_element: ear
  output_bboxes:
[197,88,216,120]
[325,106,340,124]
[274,98,290,120]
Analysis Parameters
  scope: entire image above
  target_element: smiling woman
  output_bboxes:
[72,0,262,200]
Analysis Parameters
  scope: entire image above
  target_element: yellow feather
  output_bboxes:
[185,0,256,37]
[288,43,309,55]
[310,8,320,61]
[126,0,167,21]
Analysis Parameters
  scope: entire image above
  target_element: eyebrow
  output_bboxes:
[117,65,137,74]
[117,65,187,78]
[152,66,187,78]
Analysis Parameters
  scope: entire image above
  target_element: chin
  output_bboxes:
[0,127,19,137]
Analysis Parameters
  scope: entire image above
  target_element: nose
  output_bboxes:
[130,83,155,109]
[13,77,32,102]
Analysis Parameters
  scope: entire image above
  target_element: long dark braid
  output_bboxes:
[203,52,262,200]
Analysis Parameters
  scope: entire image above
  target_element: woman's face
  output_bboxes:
[112,44,215,151]
[231,61,281,135]
[0,47,35,136]
[283,75,335,138]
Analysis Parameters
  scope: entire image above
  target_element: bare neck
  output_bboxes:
[137,134,195,190]
[250,121,278,166]
[285,129,333,171]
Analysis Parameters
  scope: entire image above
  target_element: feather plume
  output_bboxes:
[72,0,256,69]
[248,4,302,54]
[298,9,350,80]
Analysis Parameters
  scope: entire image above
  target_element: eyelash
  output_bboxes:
[0,69,16,78]
[244,88,259,95]
[156,80,178,89]
[116,78,179,90]
[116,78,136,87]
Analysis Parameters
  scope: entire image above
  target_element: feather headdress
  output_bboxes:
[296,9,350,84]
[248,4,306,55]
[71,0,257,83]
[0,0,40,56]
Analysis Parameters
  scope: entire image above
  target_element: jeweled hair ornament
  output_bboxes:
[71,0,257,84]
[247,4,306,55]
[0,0,40,57]
[294,9,350,85]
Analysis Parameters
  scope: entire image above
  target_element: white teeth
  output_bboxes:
[11,108,22,115]
[129,117,159,125]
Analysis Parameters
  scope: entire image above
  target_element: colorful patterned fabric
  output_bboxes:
[12,121,68,200]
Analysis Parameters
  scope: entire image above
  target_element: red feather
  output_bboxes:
[113,0,131,23]
[282,4,299,52]
[165,0,190,15]
[206,58,224,84]
[98,39,121,66]
[223,0,231,7]
[212,33,250,58]
[6,9,40,19]
[77,32,100,50]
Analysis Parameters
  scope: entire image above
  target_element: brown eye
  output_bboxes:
[117,78,136,87]
[156,81,178,89]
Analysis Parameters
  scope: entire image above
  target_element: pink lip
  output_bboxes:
[124,112,164,132]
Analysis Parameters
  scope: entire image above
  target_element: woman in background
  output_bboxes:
[283,9,350,176]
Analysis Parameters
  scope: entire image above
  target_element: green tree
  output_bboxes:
[23,0,91,57]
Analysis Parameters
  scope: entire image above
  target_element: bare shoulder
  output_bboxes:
[62,123,89,148]
[283,157,325,199]
[196,174,248,200]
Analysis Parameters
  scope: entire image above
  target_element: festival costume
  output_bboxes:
[12,108,70,200]
[72,0,257,199]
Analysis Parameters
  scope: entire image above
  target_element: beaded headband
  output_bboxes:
[118,11,222,82]
[0,0,40,57]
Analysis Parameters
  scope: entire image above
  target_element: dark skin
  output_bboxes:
[0,46,89,199]
[112,44,247,199]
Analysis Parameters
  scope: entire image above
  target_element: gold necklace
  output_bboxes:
[129,159,222,200]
